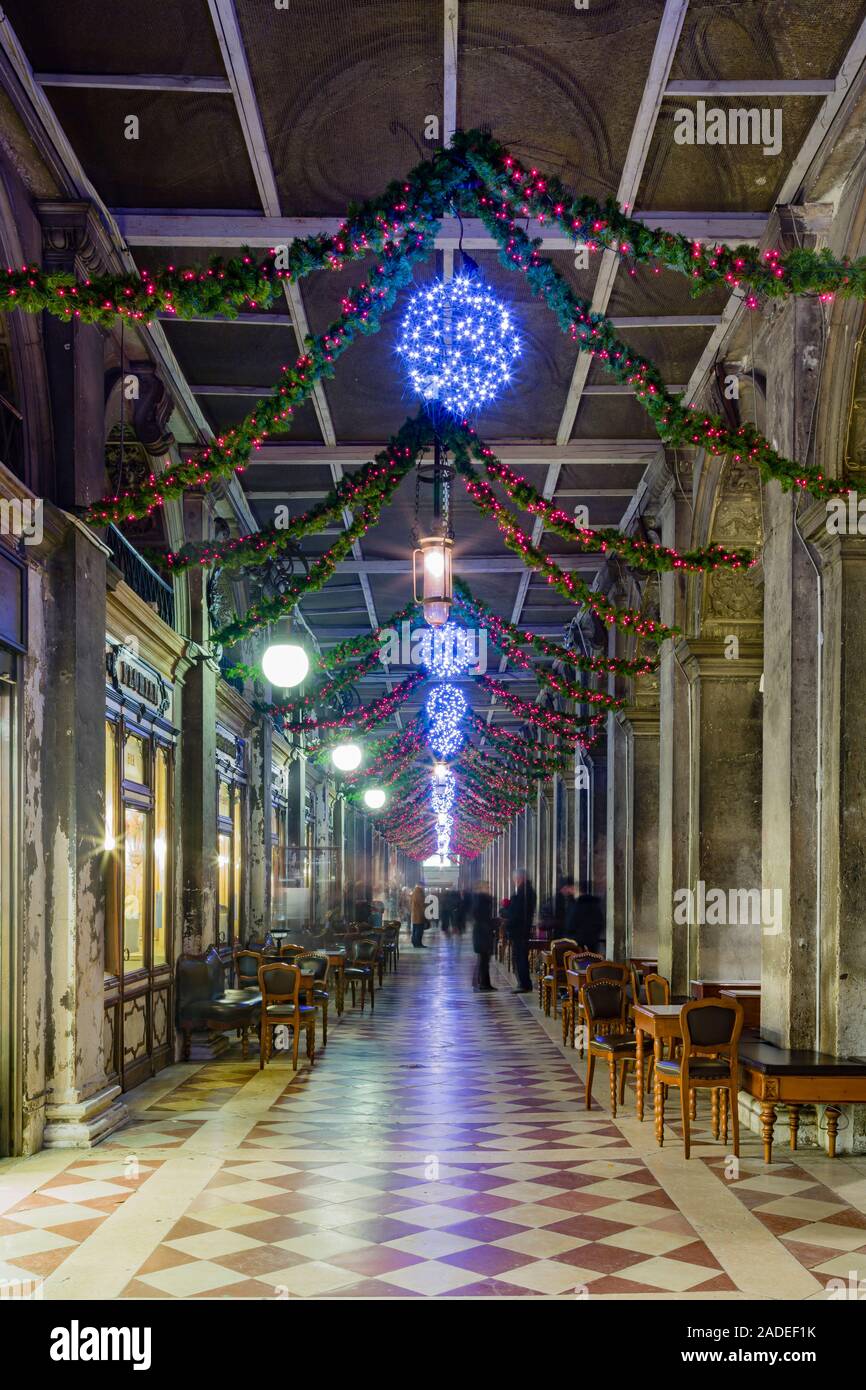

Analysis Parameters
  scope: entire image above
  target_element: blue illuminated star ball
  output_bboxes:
[397,273,521,417]
[425,683,468,759]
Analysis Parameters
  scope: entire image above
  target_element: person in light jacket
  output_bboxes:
[410,883,427,948]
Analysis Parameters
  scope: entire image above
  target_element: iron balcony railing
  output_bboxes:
[106,524,175,629]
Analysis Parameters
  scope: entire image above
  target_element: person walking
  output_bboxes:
[410,882,427,948]
[471,882,496,991]
[505,868,536,993]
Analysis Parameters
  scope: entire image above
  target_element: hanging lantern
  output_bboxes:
[413,534,453,627]
[262,617,309,689]
[363,787,387,810]
[331,742,362,772]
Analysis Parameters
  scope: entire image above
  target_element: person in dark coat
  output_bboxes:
[471,883,496,991]
[570,885,605,956]
[505,868,536,993]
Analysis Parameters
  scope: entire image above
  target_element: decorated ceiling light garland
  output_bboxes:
[454,130,862,304]
[164,427,428,575]
[263,670,424,736]
[453,582,657,678]
[0,131,850,535]
[476,452,755,572]
[467,188,845,500]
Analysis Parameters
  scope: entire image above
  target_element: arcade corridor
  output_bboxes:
[2,933,864,1301]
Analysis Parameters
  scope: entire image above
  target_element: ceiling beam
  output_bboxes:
[162,309,720,330]
[184,440,663,466]
[206,0,391,685]
[114,210,767,248]
[35,72,232,92]
[555,0,690,449]
[443,2,458,145]
[665,79,836,97]
[682,17,866,408]
[333,556,600,574]
[190,380,679,398]
[247,487,636,501]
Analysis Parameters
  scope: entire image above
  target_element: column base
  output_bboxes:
[185,1030,231,1062]
[42,1083,128,1150]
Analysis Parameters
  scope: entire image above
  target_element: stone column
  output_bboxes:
[41,518,128,1148]
[248,715,272,938]
[760,294,824,1046]
[629,707,660,959]
[179,494,218,952]
[817,526,866,1089]
[606,713,630,962]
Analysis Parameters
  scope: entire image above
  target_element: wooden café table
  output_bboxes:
[719,987,761,1031]
[633,1003,684,1138]
[738,1040,866,1161]
[691,978,760,999]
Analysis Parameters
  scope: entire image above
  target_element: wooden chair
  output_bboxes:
[344,936,378,1012]
[539,938,579,1016]
[382,922,400,973]
[294,951,331,1046]
[234,948,263,990]
[637,972,671,1092]
[278,942,306,961]
[257,961,316,1071]
[655,997,744,1158]
[576,960,627,1055]
[561,951,602,1048]
[582,981,637,1119]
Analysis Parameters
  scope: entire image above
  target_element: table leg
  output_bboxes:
[788,1104,801,1151]
[826,1106,841,1158]
[760,1100,776,1163]
[653,1038,664,1146]
[636,1028,645,1122]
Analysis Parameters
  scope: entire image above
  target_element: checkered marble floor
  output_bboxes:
[2,931,865,1299]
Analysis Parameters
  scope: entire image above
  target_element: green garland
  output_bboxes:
[0,128,850,533]
[456,130,866,303]
[468,188,844,499]
[476,452,754,572]
[450,435,676,646]
[164,434,428,575]
[453,581,657,678]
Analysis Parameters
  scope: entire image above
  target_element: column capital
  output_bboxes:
[36,199,116,277]
[675,636,763,679]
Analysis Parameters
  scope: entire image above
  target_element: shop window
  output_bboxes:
[104,718,173,977]
[216,776,244,946]
[271,796,288,928]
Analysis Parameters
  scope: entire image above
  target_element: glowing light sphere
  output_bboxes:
[425,683,468,759]
[431,768,456,816]
[363,787,387,810]
[419,621,475,679]
[397,273,521,417]
[331,741,362,772]
[262,640,309,689]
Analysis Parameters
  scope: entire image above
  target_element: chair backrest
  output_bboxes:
[581,980,628,1026]
[644,972,670,1006]
[294,952,329,982]
[176,953,217,1015]
[279,942,306,960]
[549,938,579,972]
[585,960,628,986]
[680,998,743,1064]
[349,937,379,963]
[205,944,225,996]
[235,949,263,984]
[258,961,301,1006]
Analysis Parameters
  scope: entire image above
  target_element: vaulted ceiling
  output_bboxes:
[3,0,865,735]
